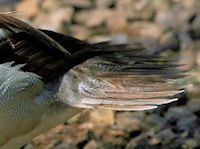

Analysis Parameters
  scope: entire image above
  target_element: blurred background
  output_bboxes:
[1,0,200,149]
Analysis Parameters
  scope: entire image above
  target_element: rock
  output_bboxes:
[96,0,114,8]
[16,0,39,19]
[33,7,74,32]
[182,139,198,149]
[0,0,18,10]
[130,22,163,39]
[41,0,61,11]
[116,0,155,20]
[189,15,200,39]
[64,0,93,9]
[54,143,78,149]
[186,99,200,116]
[155,1,194,32]
[97,141,125,149]
[110,34,128,44]
[154,129,176,144]
[125,139,139,149]
[165,106,198,135]
[23,144,34,149]
[75,8,112,28]
[89,108,115,127]
[106,11,130,34]
[166,107,193,123]
[83,140,97,149]
[126,139,153,149]
[146,114,167,128]
[178,33,196,70]
[176,115,197,133]
[116,112,142,133]
[69,25,91,39]
[194,127,200,142]
[159,32,179,51]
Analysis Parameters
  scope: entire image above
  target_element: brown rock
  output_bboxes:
[70,25,91,39]
[64,0,92,9]
[89,108,115,127]
[41,0,61,11]
[130,22,163,39]
[16,0,39,19]
[83,140,97,149]
[116,0,155,20]
[116,112,142,133]
[33,7,74,32]
[75,8,112,28]
[96,0,114,7]
[106,11,130,34]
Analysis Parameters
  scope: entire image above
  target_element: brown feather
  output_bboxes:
[0,14,185,111]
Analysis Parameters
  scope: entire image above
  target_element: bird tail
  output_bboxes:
[64,45,185,111]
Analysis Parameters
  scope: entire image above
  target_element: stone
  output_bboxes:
[154,129,176,144]
[75,8,112,28]
[130,22,163,39]
[64,0,92,9]
[116,112,142,133]
[16,0,39,19]
[166,106,193,123]
[54,143,78,149]
[83,140,97,149]
[89,108,115,127]
[33,7,74,32]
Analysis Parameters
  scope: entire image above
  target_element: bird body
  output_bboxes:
[0,14,184,148]
[0,63,82,149]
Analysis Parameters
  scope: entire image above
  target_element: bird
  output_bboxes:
[0,13,184,149]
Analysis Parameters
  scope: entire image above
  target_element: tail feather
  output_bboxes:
[65,49,184,111]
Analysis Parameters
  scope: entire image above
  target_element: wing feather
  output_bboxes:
[62,53,184,111]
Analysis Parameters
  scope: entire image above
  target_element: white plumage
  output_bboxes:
[0,63,82,149]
